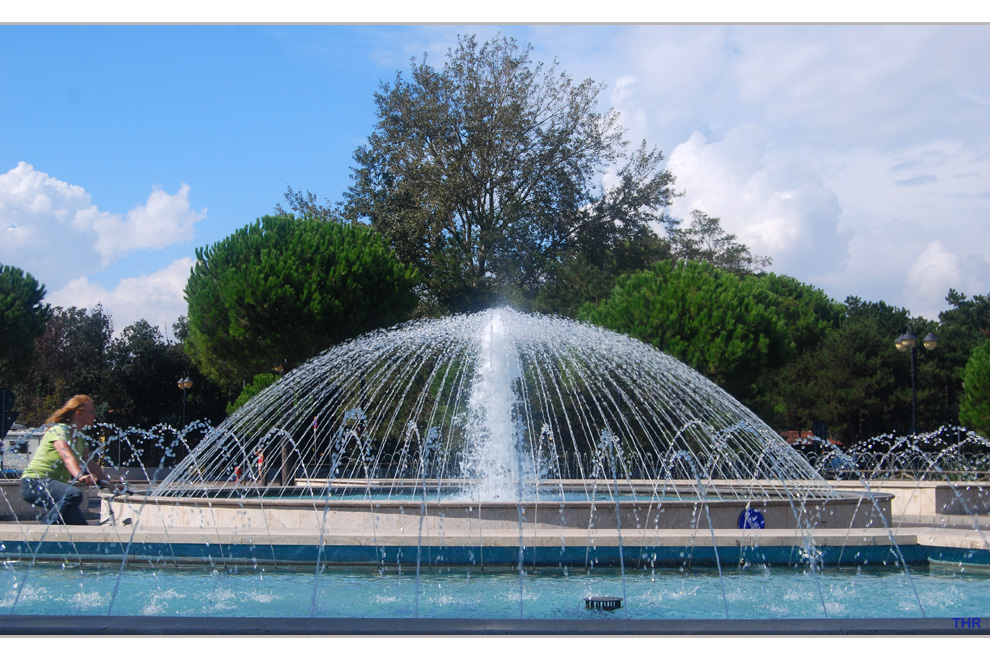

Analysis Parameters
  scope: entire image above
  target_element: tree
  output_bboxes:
[0,264,51,385]
[756,273,843,351]
[185,215,419,391]
[226,373,279,415]
[11,305,112,425]
[104,319,216,429]
[793,297,928,445]
[344,34,676,312]
[925,289,990,426]
[668,210,772,275]
[533,232,672,318]
[275,185,340,223]
[749,273,845,428]
[166,316,228,425]
[959,340,990,437]
[579,260,790,406]
[12,307,226,431]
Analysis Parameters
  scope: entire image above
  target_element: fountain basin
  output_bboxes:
[832,480,990,519]
[0,517,983,569]
[102,479,891,534]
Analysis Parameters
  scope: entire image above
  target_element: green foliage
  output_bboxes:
[185,214,419,391]
[103,319,226,429]
[344,34,675,313]
[578,263,966,444]
[748,274,845,427]
[105,320,175,428]
[532,254,619,318]
[275,185,340,223]
[959,340,990,438]
[668,210,772,275]
[227,373,279,415]
[0,264,51,385]
[535,209,770,319]
[787,298,930,444]
[12,305,113,425]
[11,308,226,429]
[928,289,990,425]
[756,273,844,350]
[534,233,672,318]
[579,261,790,404]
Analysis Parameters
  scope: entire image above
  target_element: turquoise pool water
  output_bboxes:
[3,562,987,620]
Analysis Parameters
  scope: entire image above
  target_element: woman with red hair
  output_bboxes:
[20,395,119,525]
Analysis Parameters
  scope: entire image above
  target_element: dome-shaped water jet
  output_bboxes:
[117,308,882,534]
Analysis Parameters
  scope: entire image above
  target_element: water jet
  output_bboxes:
[1,309,988,628]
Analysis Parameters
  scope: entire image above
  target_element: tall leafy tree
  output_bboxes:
[533,232,672,318]
[12,305,112,425]
[104,319,220,429]
[959,340,990,438]
[750,273,845,428]
[668,210,772,275]
[166,316,228,425]
[579,260,790,406]
[756,273,844,352]
[0,264,51,385]
[925,289,990,426]
[344,34,676,312]
[185,215,419,392]
[275,185,340,223]
[534,209,772,318]
[794,297,934,445]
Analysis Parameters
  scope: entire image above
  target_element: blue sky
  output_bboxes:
[2,23,990,335]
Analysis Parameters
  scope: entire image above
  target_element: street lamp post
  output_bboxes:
[894,327,938,435]
[177,376,194,428]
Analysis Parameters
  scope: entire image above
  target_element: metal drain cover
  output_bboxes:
[584,596,623,610]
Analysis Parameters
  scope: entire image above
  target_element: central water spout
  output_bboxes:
[460,309,534,500]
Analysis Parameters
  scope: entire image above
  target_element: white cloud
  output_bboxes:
[666,127,851,280]
[88,183,204,264]
[666,129,990,318]
[821,141,990,316]
[1,162,97,253]
[903,242,960,320]
[902,243,990,320]
[0,162,206,287]
[0,162,205,331]
[0,162,205,285]
[47,258,195,335]
[543,25,990,317]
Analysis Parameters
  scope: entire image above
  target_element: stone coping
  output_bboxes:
[892,513,990,529]
[0,520,980,550]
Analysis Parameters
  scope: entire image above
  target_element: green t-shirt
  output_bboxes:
[21,423,89,483]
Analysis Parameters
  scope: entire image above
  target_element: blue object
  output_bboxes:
[738,508,765,529]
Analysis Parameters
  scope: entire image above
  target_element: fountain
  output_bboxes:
[1,309,988,632]
[102,308,885,537]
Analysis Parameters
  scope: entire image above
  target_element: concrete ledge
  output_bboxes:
[0,520,925,548]
[1,520,985,568]
[0,478,92,522]
[832,480,990,517]
[0,614,986,635]
[911,525,990,550]
[103,488,892,532]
